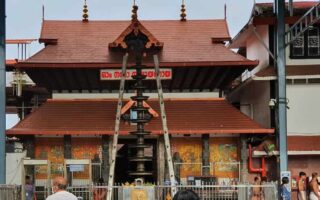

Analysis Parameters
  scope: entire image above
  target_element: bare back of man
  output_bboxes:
[310,179,320,200]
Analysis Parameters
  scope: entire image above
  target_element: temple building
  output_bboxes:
[5,3,274,187]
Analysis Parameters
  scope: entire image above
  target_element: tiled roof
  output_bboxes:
[288,136,320,151]
[6,99,274,135]
[253,65,320,80]
[17,20,256,68]
[6,59,17,67]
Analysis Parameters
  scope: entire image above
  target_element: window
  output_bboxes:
[291,26,320,58]
[308,28,320,56]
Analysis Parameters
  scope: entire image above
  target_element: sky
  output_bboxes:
[4,0,313,128]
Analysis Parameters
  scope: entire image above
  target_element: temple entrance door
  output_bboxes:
[115,138,157,184]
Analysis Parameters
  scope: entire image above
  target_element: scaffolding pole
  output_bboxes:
[275,0,288,180]
[0,0,6,184]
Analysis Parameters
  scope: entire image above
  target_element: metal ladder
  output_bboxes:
[107,54,176,199]
[286,1,320,46]
[107,53,128,200]
[154,54,177,197]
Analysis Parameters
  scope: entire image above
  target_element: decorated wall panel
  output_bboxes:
[71,138,102,180]
[35,138,64,179]
[171,138,202,178]
[209,137,239,179]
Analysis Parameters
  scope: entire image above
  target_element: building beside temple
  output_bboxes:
[5,2,274,189]
[228,1,320,198]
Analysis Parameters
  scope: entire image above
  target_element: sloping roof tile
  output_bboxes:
[17,20,256,68]
[6,99,274,135]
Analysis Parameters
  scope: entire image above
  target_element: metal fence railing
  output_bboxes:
[58,183,279,200]
[0,185,21,200]
[2,182,278,200]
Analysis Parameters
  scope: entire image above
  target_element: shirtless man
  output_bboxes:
[309,172,320,200]
[298,172,307,200]
[252,176,262,200]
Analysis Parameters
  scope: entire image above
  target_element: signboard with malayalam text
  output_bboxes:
[100,69,172,80]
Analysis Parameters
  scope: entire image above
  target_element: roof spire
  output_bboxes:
[180,0,187,22]
[82,0,89,22]
[131,1,138,22]
[224,3,227,20]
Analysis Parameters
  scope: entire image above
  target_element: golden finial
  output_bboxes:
[131,1,138,22]
[82,0,89,22]
[180,0,187,22]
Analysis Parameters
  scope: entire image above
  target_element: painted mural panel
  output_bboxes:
[171,138,202,178]
[71,138,102,180]
[35,138,64,179]
[209,138,239,179]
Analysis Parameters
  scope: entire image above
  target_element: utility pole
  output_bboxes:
[0,0,6,184]
[275,0,289,188]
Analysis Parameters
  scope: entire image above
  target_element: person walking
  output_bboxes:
[25,175,34,200]
[309,172,320,200]
[46,176,77,200]
[298,172,307,200]
[280,177,291,200]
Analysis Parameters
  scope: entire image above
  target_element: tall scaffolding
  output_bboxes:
[0,0,6,184]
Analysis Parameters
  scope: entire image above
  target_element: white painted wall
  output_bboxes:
[287,84,320,135]
[245,25,270,77]
[6,72,12,87]
[6,151,26,185]
[229,81,271,128]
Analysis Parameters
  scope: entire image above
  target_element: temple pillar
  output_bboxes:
[202,134,210,176]
[64,135,72,184]
[24,136,35,178]
[240,136,249,183]
[102,135,110,182]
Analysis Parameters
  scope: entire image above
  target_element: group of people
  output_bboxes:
[293,172,320,200]
[251,172,320,200]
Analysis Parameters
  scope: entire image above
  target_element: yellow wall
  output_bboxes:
[171,138,202,178]
[209,137,239,178]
